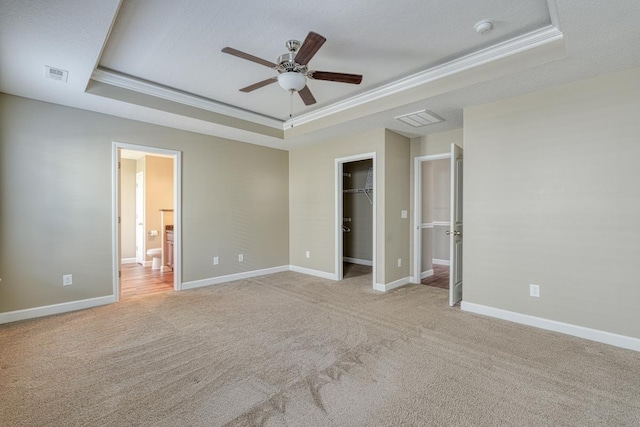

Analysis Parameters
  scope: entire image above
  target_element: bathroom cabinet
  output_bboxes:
[166,229,174,270]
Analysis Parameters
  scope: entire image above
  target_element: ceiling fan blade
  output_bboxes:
[298,85,317,106]
[239,77,277,92]
[310,71,363,84]
[221,47,276,68]
[294,32,326,66]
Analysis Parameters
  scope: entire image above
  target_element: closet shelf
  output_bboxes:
[343,188,372,194]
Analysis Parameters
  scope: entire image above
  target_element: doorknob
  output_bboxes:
[446,230,461,236]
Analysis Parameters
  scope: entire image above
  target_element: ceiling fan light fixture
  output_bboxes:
[277,72,307,92]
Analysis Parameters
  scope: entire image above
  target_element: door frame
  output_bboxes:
[412,152,451,286]
[335,152,376,289]
[112,142,182,301]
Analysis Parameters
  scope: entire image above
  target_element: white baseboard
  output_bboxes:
[461,302,640,352]
[121,258,137,265]
[182,265,290,290]
[374,276,411,292]
[432,259,450,266]
[143,260,152,267]
[421,269,434,280]
[0,296,115,325]
[343,257,373,267]
[289,265,338,281]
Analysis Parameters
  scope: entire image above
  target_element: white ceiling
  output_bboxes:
[1,0,640,150]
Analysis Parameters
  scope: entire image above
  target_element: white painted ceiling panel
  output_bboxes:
[1,0,640,149]
[99,0,550,120]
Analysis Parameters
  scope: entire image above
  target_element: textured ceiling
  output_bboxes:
[1,1,640,150]
[99,0,550,120]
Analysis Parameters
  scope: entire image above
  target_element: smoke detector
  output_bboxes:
[474,20,493,34]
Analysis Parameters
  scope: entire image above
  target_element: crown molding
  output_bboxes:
[91,25,562,134]
[286,25,563,128]
[90,68,284,129]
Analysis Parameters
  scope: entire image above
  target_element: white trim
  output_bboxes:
[374,276,411,292]
[461,302,640,352]
[432,259,451,266]
[92,26,562,133]
[182,266,290,290]
[421,269,434,280]
[121,258,137,264]
[547,0,562,31]
[290,265,338,281]
[92,69,283,129]
[0,296,115,325]
[433,221,450,227]
[420,221,450,229]
[343,257,373,267]
[288,26,563,128]
[335,153,377,290]
[113,142,183,301]
[413,153,452,284]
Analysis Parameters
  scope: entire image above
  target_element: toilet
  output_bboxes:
[147,247,162,270]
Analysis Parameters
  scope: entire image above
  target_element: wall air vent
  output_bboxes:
[45,65,68,82]
[395,109,444,127]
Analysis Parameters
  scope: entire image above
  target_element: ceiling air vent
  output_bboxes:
[395,109,444,127]
[45,65,68,82]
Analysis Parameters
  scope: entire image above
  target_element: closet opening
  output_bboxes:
[335,153,376,289]
[413,144,464,306]
[417,155,451,290]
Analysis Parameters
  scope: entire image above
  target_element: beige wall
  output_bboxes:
[289,128,411,286]
[384,130,411,283]
[289,128,385,283]
[463,66,640,338]
[0,94,289,313]
[144,155,173,257]
[120,159,136,259]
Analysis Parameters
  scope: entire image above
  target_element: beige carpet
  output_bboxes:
[1,271,639,426]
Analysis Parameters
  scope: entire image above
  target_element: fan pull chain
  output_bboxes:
[289,89,294,120]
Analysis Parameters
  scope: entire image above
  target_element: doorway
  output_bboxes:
[335,153,376,288]
[112,142,182,301]
[413,144,463,306]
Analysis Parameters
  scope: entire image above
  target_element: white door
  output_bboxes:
[448,144,463,306]
[135,172,145,265]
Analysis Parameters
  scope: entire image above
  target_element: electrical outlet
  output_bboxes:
[530,284,540,297]
[213,257,219,265]
[63,274,73,286]
[238,254,244,262]
[398,258,402,268]
[306,251,310,259]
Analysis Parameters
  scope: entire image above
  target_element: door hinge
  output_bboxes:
[118,161,121,170]
[118,216,121,224]
[118,270,121,278]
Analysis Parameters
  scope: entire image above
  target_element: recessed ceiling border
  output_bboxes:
[90,23,562,135]
[90,68,285,129]
[286,25,563,128]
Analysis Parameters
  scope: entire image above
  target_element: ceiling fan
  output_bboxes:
[222,32,363,107]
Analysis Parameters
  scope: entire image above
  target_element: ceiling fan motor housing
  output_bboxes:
[277,52,308,74]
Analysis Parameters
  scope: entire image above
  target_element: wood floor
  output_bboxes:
[421,264,449,289]
[121,264,173,300]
